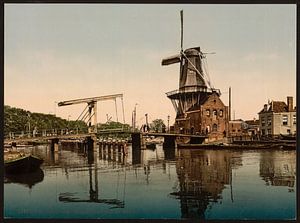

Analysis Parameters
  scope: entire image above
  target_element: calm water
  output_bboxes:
[4,143,296,220]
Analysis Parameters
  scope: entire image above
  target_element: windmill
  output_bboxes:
[162,10,220,117]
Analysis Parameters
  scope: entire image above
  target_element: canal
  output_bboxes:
[4,143,296,220]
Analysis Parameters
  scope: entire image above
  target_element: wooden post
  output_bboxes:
[112,144,116,161]
[50,138,59,152]
[132,133,142,150]
[86,136,94,151]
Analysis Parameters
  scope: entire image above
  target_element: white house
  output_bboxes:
[258,96,296,136]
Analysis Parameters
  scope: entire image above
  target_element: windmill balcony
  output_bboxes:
[166,86,221,99]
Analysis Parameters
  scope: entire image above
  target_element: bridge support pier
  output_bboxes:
[132,133,146,150]
[132,133,142,150]
[163,135,176,149]
[50,138,60,152]
[85,136,94,151]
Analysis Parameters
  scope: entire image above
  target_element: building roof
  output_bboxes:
[245,119,260,126]
[258,101,295,114]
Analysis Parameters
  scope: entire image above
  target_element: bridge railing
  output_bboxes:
[4,127,89,140]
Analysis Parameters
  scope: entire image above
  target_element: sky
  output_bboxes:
[4,4,296,127]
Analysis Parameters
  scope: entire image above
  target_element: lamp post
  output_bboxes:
[27,113,31,137]
[54,101,58,116]
[167,115,170,133]
[67,115,71,134]
[132,103,138,131]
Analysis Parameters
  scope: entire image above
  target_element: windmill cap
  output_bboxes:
[184,47,201,56]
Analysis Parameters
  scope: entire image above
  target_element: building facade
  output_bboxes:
[174,92,229,140]
[258,96,296,136]
[228,119,248,137]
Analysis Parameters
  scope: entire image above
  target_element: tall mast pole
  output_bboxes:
[180,10,183,52]
[229,86,231,121]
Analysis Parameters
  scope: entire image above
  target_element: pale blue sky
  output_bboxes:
[5,4,296,125]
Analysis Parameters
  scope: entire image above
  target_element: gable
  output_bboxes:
[202,92,226,108]
[258,101,290,114]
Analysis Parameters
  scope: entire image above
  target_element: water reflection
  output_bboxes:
[58,163,125,209]
[4,168,44,189]
[171,149,243,219]
[260,151,296,188]
[4,143,296,219]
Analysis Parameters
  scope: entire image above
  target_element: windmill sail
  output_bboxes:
[161,54,181,66]
[162,10,220,116]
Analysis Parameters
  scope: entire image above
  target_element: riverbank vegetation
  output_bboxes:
[4,105,87,136]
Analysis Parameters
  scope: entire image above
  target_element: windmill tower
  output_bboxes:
[162,10,220,118]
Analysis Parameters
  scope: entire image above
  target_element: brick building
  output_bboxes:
[228,119,248,137]
[245,119,260,136]
[162,47,229,141]
[175,91,229,140]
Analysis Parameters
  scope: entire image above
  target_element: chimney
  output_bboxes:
[264,104,268,112]
[287,96,293,112]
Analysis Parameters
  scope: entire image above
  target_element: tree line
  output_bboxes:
[4,105,87,136]
[4,105,168,136]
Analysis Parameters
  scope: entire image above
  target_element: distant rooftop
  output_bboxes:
[259,101,296,114]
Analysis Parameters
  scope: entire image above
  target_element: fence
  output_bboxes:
[4,127,90,140]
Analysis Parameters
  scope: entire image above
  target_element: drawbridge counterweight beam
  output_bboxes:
[58,94,124,133]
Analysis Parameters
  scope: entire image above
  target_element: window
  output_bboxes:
[212,124,218,132]
[262,129,266,135]
[282,115,288,125]
[219,110,223,117]
[213,110,217,120]
[261,118,265,127]
[267,116,272,126]
[293,115,296,125]
[267,129,271,135]
[206,109,210,117]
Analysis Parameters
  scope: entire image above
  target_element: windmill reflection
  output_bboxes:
[171,149,242,219]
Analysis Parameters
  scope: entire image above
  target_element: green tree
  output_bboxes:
[150,119,166,133]
[4,105,87,136]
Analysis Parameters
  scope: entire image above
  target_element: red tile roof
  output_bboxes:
[258,101,295,114]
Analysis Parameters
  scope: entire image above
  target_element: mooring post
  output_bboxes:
[132,132,142,150]
[86,136,94,151]
[50,138,60,152]
[112,144,117,161]
[99,144,103,159]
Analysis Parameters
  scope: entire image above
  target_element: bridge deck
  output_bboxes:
[4,133,95,144]
[4,131,206,144]
[141,132,206,138]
